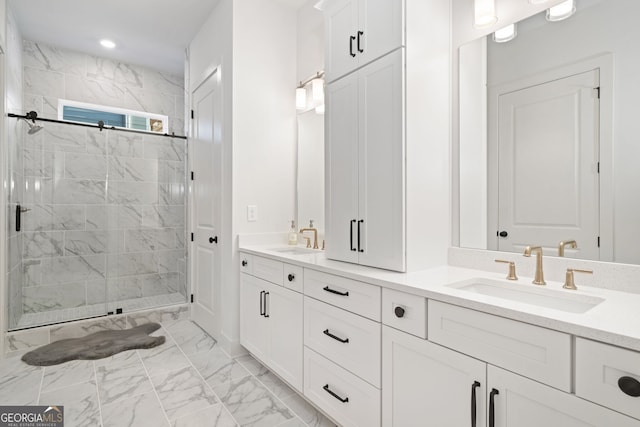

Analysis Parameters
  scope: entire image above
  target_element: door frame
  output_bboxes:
[487,54,613,260]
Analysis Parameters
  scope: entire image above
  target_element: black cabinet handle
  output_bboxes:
[471,381,481,427]
[357,31,364,53]
[498,231,508,238]
[357,219,364,253]
[323,384,349,403]
[323,329,349,343]
[259,291,265,316]
[242,260,248,267]
[349,35,356,57]
[264,292,270,318]
[323,286,349,297]
[350,219,356,251]
[209,236,218,244]
[288,274,295,282]
[394,306,405,318]
[489,388,499,427]
[618,376,640,397]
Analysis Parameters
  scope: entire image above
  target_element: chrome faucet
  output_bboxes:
[299,220,318,249]
[523,246,546,285]
[558,240,577,257]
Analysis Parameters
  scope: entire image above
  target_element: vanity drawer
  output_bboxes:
[239,253,252,274]
[304,269,381,321]
[382,288,427,339]
[576,338,640,420]
[304,296,381,387]
[283,263,304,293]
[428,300,571,392]
[251,256,283,286]
[304,347,381,427]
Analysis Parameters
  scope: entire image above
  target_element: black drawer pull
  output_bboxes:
[323,286,349,297]
[471,381,481,427]
[242,260,248,267]
[489,388,499,427]
[619,376,640,397]
[357,219,364,253]
[323,384,349,403]
[264,292,270,318]
[288,274,295,282]
[349,35,356,57]
[357,31,364,53]
[350,219,356,251]
[259,290,265,316]
[323,329,349,343]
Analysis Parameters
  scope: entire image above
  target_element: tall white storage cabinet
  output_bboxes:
[326,49,405,271]
[324,0,452,272]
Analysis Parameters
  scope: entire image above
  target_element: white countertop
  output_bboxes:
[239,245,640,352]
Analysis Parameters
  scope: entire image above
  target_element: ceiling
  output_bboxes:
[8,0,223,75]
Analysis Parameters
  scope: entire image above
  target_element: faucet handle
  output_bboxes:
[303,237,311,248]
[563,268,593,290]
[495,259,518,280]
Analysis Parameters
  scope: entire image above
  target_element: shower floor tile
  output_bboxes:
[0,319,337,427]
[15,292,186,329]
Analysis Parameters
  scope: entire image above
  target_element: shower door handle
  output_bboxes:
[15,204,30,232]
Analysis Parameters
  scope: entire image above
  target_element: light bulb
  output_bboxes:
[493,23,517,43]
[296,87,306,110]
[546,0,576,22]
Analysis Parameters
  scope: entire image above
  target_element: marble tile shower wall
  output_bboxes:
[20,126,187,316]
[8,39,188,326]
[21,39,185,135]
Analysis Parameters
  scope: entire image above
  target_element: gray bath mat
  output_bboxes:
[21,323,166,366]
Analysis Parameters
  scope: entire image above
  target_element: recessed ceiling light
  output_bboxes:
[100,39,116,49]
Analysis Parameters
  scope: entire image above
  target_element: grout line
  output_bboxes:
[136,349,173,427]
[92,361,105,427]
[36,366,45,405]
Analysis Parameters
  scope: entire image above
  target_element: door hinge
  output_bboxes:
[191,110,194,119]
[597,162,600,174]
[191,294,194,303]
[191,171,194,180]
[597,236,600,247]
[191,233,194,242]
[595,87,600,99]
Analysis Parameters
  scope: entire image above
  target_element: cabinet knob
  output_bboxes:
[394,306,405,318]
[241,260,248,267]
[618,376,640,397]
[288,274,295,282]
[209,236,218,244]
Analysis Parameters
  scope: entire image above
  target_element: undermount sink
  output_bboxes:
[447,278,604,314]
[269,246,320,255]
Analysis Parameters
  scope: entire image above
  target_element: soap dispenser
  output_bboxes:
[288,220,298,245]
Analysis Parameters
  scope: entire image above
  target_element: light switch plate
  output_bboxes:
[247,205,257,222]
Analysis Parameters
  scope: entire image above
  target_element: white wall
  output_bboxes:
[296,1,324,82]
[188,0,297,354]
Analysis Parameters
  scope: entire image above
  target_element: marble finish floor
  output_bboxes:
[14,292,186,329]
[0,319,337,427]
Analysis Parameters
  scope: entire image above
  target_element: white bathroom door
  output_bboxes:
[191,71,222,337]
[496,70,600,259]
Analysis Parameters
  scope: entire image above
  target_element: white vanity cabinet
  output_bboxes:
[239,253,303,392]
[325,48,405,272]
[302,268,382,426]
[324,0,404,83]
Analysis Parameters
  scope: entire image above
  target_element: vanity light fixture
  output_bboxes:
[100,39,116,49]
[546,0,576,22]
[296,71,325,111]
[474,0,498,28]
[493,23,517,43]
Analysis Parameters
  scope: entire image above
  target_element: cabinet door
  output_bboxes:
[266,283,303,393]
[383,326,486,427]
[357,0,404,67]
[325,0,359,82]
[239,274,268,363]
[489,366,640,427]
[326,72,360,264]
[358,49,405,271]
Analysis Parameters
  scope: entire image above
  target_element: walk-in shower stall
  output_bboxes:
[6,113,188,330]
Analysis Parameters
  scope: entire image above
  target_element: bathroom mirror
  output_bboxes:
[458,0,640,264]
[296,109,324,232]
